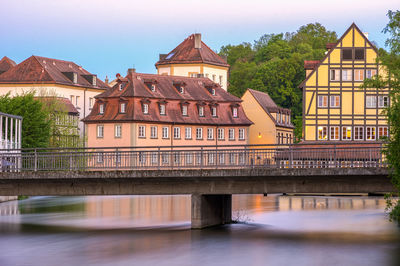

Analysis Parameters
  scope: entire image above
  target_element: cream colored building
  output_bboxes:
[0,55,109,138]
[155,34,230,90]
[241,89,294,145]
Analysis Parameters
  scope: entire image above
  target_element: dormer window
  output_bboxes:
[232,107,238,118]
[143,103,149,114]
[211,106,217,117]
[120,103,126,113]
[182,105,188,116]
[151,84,156,92]
[99,104,104,114]
[212,89,216,96]
[92,76,96,86]
[198,106,204,117]
[73,73,77,83]
[179,86,184,94]
[119,83,123,91]
[160,104,166,115]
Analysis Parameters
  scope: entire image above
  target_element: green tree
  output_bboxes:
[0,92,51,148]
[362,10,400,223]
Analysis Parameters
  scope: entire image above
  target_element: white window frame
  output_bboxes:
[115,124,122,138]
[330,95,340,108]
[232,107,238,118]
[228,128,235,140]
[342,126,352,140]
[120,103,126,113]
[162,126,169,139]
[207,128,214,140]
[185,127,192,139]
[150,126,158,139]
[330,69,340,81]
[198,106,204,117]
[138,125,146,138]
[342,69,352,81]
[211,107,217,117]
[142,103,148,114]
[173,127,181,139]
[317,126,327,140]
[196,128,203,140]
[366,126,376,140]
[366,96,377,108]
[99,104,104,114]
[354,69,364,81]
[378,126,389,139]
[378,96,389,108]
[330,126,340,140]
[160,104,166,115]
[217,128,225,140]
[97,125,104,138]
[182,105,188,116]
[366,69,377,79]
[238,128,245,140]
[354,126,364,141]
[317,95,328,108]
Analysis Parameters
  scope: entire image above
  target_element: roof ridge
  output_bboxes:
[32,56,58,83]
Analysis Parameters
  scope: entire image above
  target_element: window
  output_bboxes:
[150,126,157,139]
[342,69,352,81]
[161,153,169,164]
[212,74,216,81]
[239,128,245,140]
[198,106,204,117]
[211,107,217,117]
[219,75,223,85]
[378,96,389,108]
[354,69,364,81]
[138,125,146,138]
[182,105,188,116]
[73,73,78,84]
[151,84,156,92]
[115,125,122,138]
[76,96,80,106]
[196,128,203,140]
[207,128,214,140]
[70,95,74,104]
[97,152,104,163]
[378,127,389,139]
[208,153,214,164]
[217,128,225,140]
[366,96,377,108]
[342,48,353,60]
[211,89,216,96]
[118,83,123,91]
[185,153,193,164]
[121,103,126,113]
[228,128,235,140]
[354,127,364,140]
[277,132,281,144]
[330,95,340,108]
[99,104,104,114]
[229,153,236,165]
[142,103,148,114]
[151,152,158,165]
[342,126,352,140]
[179,86,184,94]
[232,107,238,118]
[218,153,225,165]
[330,69,340,81]
[366,69,377,79]
[317,95,328,107]
[162,127,169,139]
[160,104,166,115]
[173,127,181,139]
[318,126,327,140]
[355,48,365,60]
[185,127,192,139]
[97,125,104,138]
[366,127,376,140]
[330,126,340,140]
[89,97,94,109]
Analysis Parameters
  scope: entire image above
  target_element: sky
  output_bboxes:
[1,0,398,81]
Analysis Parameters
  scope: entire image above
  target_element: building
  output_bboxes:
[300,23,388,142]
[0,56,16,75]
[241,89,294,145]
[0,112,22,173]
[83,70,252,150]
[35,97,80,147]
[0,55,109,138]
[155,34,230,90]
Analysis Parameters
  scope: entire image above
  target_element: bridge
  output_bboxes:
[0,143,394,228]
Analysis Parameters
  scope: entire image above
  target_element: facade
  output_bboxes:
[241,89,294,145]
[36,97,80,147]
[0,55,109,137]
[83,70,252,149]
[300,23,388,142]
[155,34,230,91]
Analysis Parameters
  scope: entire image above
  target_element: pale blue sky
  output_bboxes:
[1,0,398,81]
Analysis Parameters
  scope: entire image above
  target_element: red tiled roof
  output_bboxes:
[247,89,294,129]
[84,72,252,126]
[0,56,17,74]
[155,34,229,68]
[326,43,336,50]
[35,97,79,115]
[0,55,109,90]
[304,60,320,70]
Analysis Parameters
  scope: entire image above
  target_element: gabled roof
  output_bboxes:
[299,23,377,89]
[0,56,17,74]
[0,55,109,90]
[247,89,294,129]
[155,34,229,68]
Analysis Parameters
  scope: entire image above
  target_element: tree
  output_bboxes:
[0,92,51,148]
[219,23,337,141]
[362,10,400,223]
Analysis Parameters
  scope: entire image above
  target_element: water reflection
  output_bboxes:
[0,195,399,266]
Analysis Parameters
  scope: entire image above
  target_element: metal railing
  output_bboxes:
[0,143,386,172]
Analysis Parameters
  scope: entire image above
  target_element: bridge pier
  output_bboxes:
[191,194,232,229]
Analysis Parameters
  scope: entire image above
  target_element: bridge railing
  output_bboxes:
[0,143,386,172]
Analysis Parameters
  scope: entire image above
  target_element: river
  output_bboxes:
[0,195,399,266]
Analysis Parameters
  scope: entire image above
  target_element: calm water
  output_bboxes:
[0,195,399,266]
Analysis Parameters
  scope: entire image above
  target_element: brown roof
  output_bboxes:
[326,43,336,50]
[35,97,79,115]
[84,72,252,126]
[304,60,320,70]
[247,89,294,129]
[0,56,17,74]
[155,34,229,68]
[0,55,109,90]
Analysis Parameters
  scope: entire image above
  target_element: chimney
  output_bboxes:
[194,33,201,49]
[363,32,369,39]
[159,54,167,60]
[105,75,109,84]
[127,68,136,75]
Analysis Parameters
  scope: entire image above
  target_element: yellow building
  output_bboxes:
[241,89,294,145]
[155,34,230,91]
[300,23,388,142]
